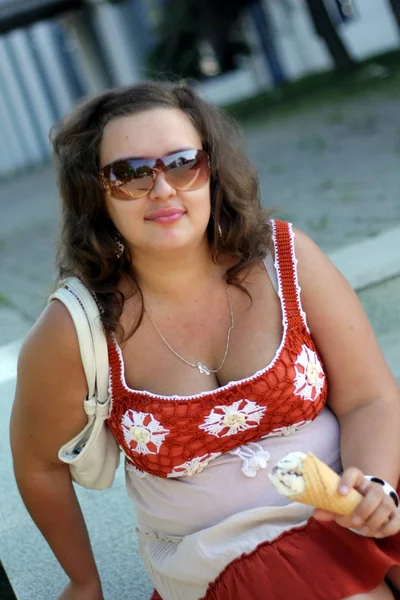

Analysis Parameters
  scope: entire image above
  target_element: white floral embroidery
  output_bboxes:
[167,452,221,478]
[199,399,267,438]
[230,443,271,477]
[264,419,312,438]
[121,410,169,455]
[293,345,325,401]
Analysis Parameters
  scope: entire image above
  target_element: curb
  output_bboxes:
[376,330,400,382]
[328,226,400,291]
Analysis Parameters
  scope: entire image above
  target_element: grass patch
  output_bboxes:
[0,293,11,307]
[224,50,400,125]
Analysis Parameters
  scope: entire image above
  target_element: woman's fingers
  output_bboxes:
[337,466,367,496]
[313,467,400,538]
[350,482,385,528]
[362,498,394,535]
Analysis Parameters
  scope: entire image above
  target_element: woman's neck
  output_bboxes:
[129,241,221,302]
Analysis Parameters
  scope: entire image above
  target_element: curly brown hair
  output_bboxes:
[50,80,271,341]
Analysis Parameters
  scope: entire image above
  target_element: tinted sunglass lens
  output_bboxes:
[166,152,209,191]
[102,150,209,198]
[112,176,153,199]
[109,163,154,199]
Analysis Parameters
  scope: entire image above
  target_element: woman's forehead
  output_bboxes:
[99,107,202,165]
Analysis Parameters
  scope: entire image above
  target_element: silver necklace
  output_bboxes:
[144,281,234,376]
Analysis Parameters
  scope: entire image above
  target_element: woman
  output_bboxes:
[10,81,400,600]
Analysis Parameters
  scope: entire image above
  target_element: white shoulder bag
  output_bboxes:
[49,276,120,490]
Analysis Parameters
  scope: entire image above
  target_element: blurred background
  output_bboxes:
[0,1,400,599]
[0,1,400,248]
[1,0,399,324]
[0,0,400,178]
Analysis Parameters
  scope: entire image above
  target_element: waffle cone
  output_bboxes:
[294,453,362,516]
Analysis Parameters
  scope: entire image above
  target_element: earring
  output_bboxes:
[114,235,124,259]
[218,224,223,238]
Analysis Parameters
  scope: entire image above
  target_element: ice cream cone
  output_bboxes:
[294,453,362,516]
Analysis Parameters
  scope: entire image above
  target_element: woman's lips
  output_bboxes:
[145,208,185,224]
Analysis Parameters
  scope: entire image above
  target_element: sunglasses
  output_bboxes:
[99,148,210,200]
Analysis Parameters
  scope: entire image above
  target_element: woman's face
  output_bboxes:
[99,107,211,257]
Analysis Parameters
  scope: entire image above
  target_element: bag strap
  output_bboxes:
[48,277,109,404]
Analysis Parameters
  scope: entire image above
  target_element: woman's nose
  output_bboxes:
[148,172,177,200]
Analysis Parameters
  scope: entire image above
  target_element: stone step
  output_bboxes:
[377,328,400,383]
[329,225,400,291]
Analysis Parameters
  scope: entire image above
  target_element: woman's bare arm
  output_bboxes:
[10,300,103,595]
[294,228,400,484]
[295,227,400,537]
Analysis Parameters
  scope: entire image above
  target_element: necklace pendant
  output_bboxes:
[196,362,211,375]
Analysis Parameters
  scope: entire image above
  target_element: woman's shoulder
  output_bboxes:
[12,298,89,467]
[18,299,84,383]
[291,226,341,293]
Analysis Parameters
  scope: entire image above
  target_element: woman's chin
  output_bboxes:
[127,220,210,256]
[142,230,202,254]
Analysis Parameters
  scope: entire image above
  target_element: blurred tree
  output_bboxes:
[247,0,286,84]
[388,0,400,34]
[304,0,356,72]
[147,0,201,79]
[199,0,252,73]
[147,0,251,79]
[147,0,288,83]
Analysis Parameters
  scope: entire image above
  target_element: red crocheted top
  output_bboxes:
[107,220,328,478]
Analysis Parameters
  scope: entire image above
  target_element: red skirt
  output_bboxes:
[150,518,400,600]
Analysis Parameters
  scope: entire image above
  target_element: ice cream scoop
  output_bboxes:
[268,451,307,496]
[269,451,363,517]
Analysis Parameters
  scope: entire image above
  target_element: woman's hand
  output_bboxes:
[57,579,104,600]
[313,467,400,538]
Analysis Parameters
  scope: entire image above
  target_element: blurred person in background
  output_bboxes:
[10,81,400,600]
